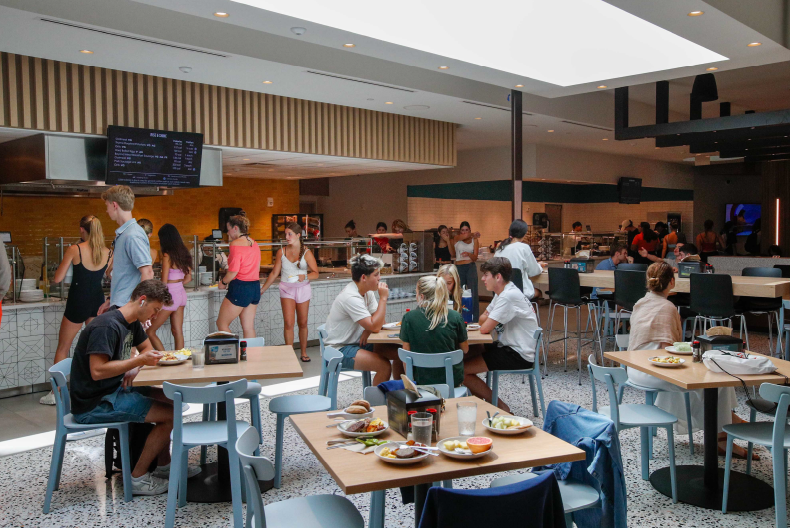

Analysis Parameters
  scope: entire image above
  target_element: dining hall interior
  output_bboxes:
[4,1,790,527]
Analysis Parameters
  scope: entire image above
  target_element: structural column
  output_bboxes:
[511,89,522,221]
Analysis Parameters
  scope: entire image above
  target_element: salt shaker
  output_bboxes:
[692,340,701,363]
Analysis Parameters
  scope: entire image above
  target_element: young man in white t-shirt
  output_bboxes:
[324,255,402,385]
[463,257,540,412]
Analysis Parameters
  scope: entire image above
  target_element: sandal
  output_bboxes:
[300,355,311,362]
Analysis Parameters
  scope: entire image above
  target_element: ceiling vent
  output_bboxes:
[461,100,532,116]
[303,71,415,93]
[560,120,613,132]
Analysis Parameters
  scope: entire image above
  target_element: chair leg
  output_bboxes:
[442,480,453,489]
[545,301,557,378]
[645,393,654,459]
[274,413,286,489]
[249,396,263,450]
[563,306,569,372]
[617,384,625,405]
[527,375,539,417]
[179,448,188,508]
[767,312,775,357]
[565,511,574,528]
[683,392,694,456]
[666,426,678,504]
[747,441,754,476]
[490,372,499,406]
[43,430,67,514]
[369,490,385,528]
[318,362,328,397]
[200,405,210,465]
[165,442,182,528]
[722,435,735,513]
[740,315,750,351]
[486,371,493,389]
[576,307,582,385]
[362,371,372,390]
[771,446,789,528]
[227,443,245,528]
[117,425,133,503]
[640,427,650,481]
[534,374,547,418]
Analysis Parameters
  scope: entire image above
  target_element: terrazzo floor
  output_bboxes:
[0,331,787,528]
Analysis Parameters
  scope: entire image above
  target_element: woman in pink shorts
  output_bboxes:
[147,223,192,351]
[260,222,319,362]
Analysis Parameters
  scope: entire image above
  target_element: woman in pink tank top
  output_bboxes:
[147,223,192,350]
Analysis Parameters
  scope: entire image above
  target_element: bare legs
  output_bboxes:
[462,354,511,412]
[146,308,171,351]
[216,298,257,338]
[53,316,88,364]
[170,307,185,350]
[352,348,393,385]
[133,394,173,478]
[281,297,310,360]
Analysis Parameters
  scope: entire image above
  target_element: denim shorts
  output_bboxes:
[73,386,154,424]
[338,344,374,370]
[226,279,261,308]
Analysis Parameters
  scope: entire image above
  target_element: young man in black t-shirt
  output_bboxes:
[70,280,189,496]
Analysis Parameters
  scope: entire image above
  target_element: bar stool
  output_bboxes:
[546,267,602,384]
[689,273,749,349]
[736,267,782,357]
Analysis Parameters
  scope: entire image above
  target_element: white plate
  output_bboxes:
[665,345,693,355]
[382,322,401,330]
[467,324,481,331]
[482,416,533,435]
[338,420,389,437]
[374,442,430,465]
[329,408,375,420]
[159,354,189,365]
[437,436,493,459]
[648,356,685,368]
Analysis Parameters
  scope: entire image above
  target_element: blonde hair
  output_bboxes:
[101,185,135,211]
[392,219,411,233]
[80,215,106,267]
[646,261,674,292]
[436,264,462,314]
[137,218,153,235]
[417,276,450,330]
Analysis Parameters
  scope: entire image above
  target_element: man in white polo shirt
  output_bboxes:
[463,257,539,412]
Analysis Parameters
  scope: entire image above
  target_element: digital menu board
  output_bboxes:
[106,126,203,187]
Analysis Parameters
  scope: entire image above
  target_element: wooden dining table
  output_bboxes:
[290,396,584,527]
[366,327,494,345]
[133,345,303,502]
[605,349,790,511]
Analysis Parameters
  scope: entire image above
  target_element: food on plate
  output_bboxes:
[489,416,527,430]
[348,399,371,412]
[394,447,417,459]
[379,442,425,459]
[651,356,682,364]
[176,348,193,356]
[443,440,471,454]
[466,437,493,454]
[345,419,370,433]
[161,352,180,361]
[366,418,386,433]
[672,342,692,352]
[357,438,388,447]
[345,405,369,414]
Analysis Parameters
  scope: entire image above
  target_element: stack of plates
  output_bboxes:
[15,278,36,290]
[19,289,44,302]
[199,272,213,286]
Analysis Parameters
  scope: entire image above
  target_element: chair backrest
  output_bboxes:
[244,337,265,347]
[510,268,524,293]
[49,358,73,418]
[613,269,647,312]
[547,267,583,305]
[323,346,345,410]
[363,384,451,407]
[398,349,463,388]
[317,324,328,355]
[617,263,648,272]
[759,383,790,447]
[743,267,782,278]
[689,273,735,318]
[587,354,627,427]
[774,264,790,278]
[614,334,629,351]
[236,427,274,528]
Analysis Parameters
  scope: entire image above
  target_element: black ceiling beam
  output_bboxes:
[720,102,731,117]
[720,146,790,158]
[655,123,790,148]
[616,108,790,141]
[656,81,669,125]
[745,153,790,163]
[689,136,790,154]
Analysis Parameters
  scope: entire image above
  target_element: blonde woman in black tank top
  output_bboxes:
[40,215,110,405]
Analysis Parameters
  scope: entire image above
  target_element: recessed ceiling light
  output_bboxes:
[343,43,356,48]
[385,101,393,104]
[706,67,718,71]
[213,12,230,17]
[79,49,93,54]
[687,11,704,16]
[747,42,762,47]
[475,117,482,120]
[438,66,449,70]
[515,84,524,88]
[243,158,250,160]
[597,85,607,89]
[262,80,273,84]
[268,169,275,171]
[655,147,660,150]
[602,138,608,141]
[547,129,554,133]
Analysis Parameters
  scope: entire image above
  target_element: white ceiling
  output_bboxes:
[0,0,787,169]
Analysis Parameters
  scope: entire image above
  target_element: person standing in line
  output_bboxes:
[99,186,153,313]
[696,219,725,262]
[495,219,543,299]
[146,224,192,351]
[216,212,261,338]
[40,215,112,405]
[663,221,683,259]
[449,221,480,321]
[137,219,158,265]
[260,222,319,362]
[631,222,659,265]
[437,263,463,314]
[621,219,638,257]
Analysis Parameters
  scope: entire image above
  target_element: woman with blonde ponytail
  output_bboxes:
[437,264,462,314]
[40,215,111,405]
[399,275,469,387]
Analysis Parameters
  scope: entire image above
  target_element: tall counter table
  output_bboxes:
[0,272,429,398]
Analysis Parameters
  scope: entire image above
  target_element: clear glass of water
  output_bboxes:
[456,402,477,436]
[192,348,205,369]
[411,412,433,446]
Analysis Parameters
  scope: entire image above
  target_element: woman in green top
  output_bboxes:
[399,275,468,387]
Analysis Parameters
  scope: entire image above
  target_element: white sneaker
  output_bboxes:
[39,391,56,406]
[152,463,202,480]
[130,472,169,496]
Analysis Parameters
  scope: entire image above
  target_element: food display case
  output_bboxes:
[524,227,627,261]
[271,214,323,241]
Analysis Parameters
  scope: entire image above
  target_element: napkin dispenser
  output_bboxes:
[569,257,595,273]
[386,389,442,440]
[203,331,239,365]
[696,334,743,354]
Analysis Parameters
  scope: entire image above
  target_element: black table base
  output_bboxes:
[650,465,774,511]
[187,460,273,503]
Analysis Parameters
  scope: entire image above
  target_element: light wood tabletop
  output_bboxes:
[366,328,493,345]
[532,269,790,299]
[132,345,303,386]
[290,396,584,495]
[604,349,790,390]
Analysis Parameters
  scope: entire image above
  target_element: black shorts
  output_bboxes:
[226,279,261,308]
[482,343,533,371]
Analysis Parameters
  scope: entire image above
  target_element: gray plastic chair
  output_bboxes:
[318,324,372,397]
[267,345,341,488]
[398,348,468,398]
[588,354,678,503]
[163,379,250,528]
[43,358,133,513]
[487,329,546,418]
[722,382,790,527]
[236,427,364,528]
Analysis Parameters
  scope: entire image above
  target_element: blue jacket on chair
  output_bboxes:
[418,471,566,528]
[536,400,627,528]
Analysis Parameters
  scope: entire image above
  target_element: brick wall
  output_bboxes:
[0,177,299,263]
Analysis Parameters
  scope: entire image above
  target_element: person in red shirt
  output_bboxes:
[217,212,262,338]
[631,222,660,265]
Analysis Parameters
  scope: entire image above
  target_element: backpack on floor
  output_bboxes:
[104,423,156,478]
